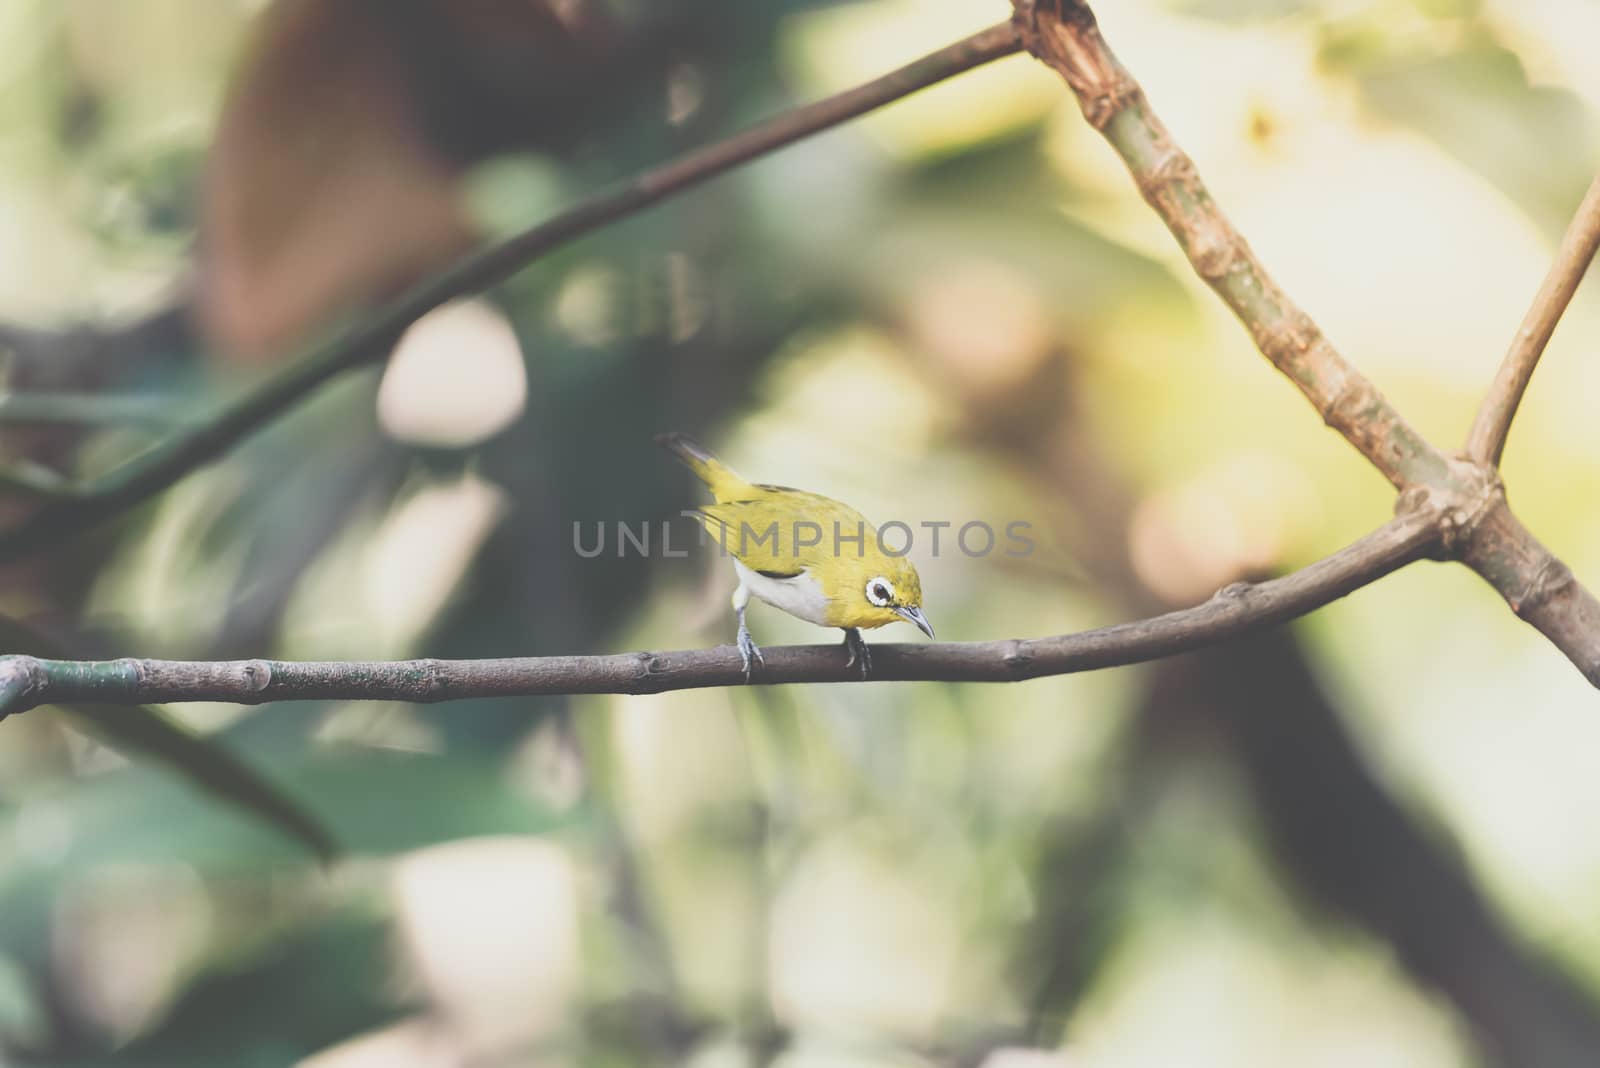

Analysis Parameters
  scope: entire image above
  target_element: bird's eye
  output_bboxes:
[866,577,894,607]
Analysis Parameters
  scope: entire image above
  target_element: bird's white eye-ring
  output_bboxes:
[865,577,895,607]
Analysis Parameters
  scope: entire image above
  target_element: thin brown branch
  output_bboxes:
[1014,0,1450,490]
[0,513,1439,716]
[1459,493,1600,686]
[0,21,1023,559]
[1467,174,1600,466]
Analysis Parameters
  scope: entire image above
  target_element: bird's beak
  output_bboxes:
[895,605,935,639]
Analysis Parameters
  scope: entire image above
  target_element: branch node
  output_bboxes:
[126,657,147,683]
[1393,457,1502,560]
[1314,369,1377,432]
[1258,310,1322,366]
[0,655,47,720]
[1188,227,1241,283]
[418,658,450,698]
[1003,639,1034,678]
[1012,0,1040,44]
[633,651,670,693]
[1393,486,1429,517]
[1142,146,1190,187]
[241,659,273,695]
[1436,459,1504,557]
[1509,555,1575,618]
[1015,0,1139,131]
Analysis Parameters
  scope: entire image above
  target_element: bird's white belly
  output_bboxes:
[734,560,832,628]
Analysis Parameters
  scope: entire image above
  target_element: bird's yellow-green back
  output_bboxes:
[657,434,926,631]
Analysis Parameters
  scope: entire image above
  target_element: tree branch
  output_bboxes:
[1466,173,1600,466]
[1460,493,1600,686]
[0,513,1439,716]
[1013,0,1450,490]
[0,21,1023,558]
[3,5,1594,713]
[1019,0,1600,688]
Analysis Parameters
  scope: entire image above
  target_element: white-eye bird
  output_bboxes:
[658,433,934,680]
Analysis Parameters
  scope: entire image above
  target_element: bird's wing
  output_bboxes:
[694,499,803,577]
[696,490,871,578]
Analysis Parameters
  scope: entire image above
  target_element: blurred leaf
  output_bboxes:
[79,138,204,251]
[188,370,397,659]
[0,750,578,976]
[0,616,336,862]
[462,153,569,239]
[1329,30,1599,237]
[64,908,399,1068]
[877,126,1188,313]
[197,0,640,358]
[13,750,573,871]
[60,707,338,863]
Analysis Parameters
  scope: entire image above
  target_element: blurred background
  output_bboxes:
[0,0,1599,1064]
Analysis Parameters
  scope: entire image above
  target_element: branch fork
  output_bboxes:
[1018,0,1600,685]
[1392,457,1504,558]
[1015,0,1135,130]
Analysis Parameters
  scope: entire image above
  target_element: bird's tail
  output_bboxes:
[655,433,753,501]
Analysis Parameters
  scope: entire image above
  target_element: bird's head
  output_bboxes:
[823,552,933,636]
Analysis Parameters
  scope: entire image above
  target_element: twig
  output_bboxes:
[1466,174,1600,466]
[0,513,1439,716]
[0,21,1023,560]
[1014,0,1449,490]
[0,615,336,859]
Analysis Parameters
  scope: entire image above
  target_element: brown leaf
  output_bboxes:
[196,0,618,360]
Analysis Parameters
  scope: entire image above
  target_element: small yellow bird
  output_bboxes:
[658,433,934,679]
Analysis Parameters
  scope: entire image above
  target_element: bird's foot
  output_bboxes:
[842,628,871,680]
[736,623,765,683]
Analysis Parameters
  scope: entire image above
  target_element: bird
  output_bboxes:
[658,433,935,680]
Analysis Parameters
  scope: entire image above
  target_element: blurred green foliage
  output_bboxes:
[0,0,1599,1065]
